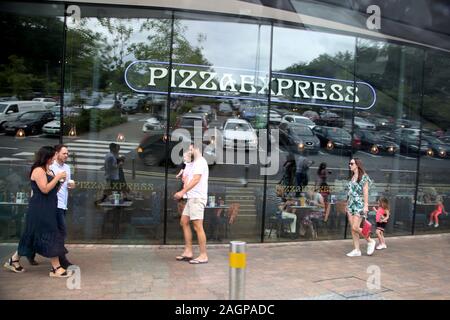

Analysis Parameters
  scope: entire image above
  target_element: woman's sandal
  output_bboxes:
[3,257,25,273]
[49,266,72,278]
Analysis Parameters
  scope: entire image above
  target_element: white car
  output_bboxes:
[222,119,258,150]
[32,98,57,109]
[42,120,61,136]
[354,116,376,129]
[281,115,316,129]
[142,117,164,133]
[269,110,282,123]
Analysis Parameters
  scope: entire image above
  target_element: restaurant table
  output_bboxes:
[99,201,133,238]
[0,201,28,238]
[287,204,321,238]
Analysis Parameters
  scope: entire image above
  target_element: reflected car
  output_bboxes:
[192,104,213,122]
[217,103,233,116]
[281,114,315,129]
[32,97,57,109]
[175,113,209,134]
[121,98,145,114]
[390,134,429,157]
[302,110,320,122]
[137,133,216,166]
[142,117,165,133]
[4,111,54,135]
[279,122,320,154]
[372,117,395,131]
[316,111,345,128]
[95,99,122,110]
[421,135,450,158]
[269,110,282,124]
[354,128,399,155]
[222,118,258,150]
[313,126,353,155]
[354,116,376,130]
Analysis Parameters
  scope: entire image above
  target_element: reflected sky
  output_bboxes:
[79,17,356,72]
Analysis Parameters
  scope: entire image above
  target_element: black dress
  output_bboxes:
[18,174,68,258]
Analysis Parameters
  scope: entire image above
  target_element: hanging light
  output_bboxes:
[68,126,77,138]
[370,145,379,154]
[117,133,125,142]
[326,141,334,150]
[15,129,26,139]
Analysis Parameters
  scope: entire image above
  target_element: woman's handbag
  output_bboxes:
[360,217,372,238]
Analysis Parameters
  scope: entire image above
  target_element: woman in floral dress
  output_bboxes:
[346,158,376,257]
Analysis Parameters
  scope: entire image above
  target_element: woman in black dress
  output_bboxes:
[3,146,71,277]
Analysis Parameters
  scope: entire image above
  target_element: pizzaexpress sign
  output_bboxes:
[124,60,376,110]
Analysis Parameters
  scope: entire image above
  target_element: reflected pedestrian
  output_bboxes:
[346,158,376,257]
[316,162,331,222]
[294,152,312,197]
[3,146,71,277]
[97,143,120,204]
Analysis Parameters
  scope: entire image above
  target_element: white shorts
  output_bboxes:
[182,198,207,220]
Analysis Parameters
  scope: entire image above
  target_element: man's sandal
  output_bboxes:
[3,258,25,273]
[49,266,72,278]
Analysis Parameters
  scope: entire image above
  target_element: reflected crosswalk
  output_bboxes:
[65,139,139,171]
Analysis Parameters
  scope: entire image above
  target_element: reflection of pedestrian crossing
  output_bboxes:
[66,139,139,171]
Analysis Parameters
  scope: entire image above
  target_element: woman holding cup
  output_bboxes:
[3,146,71,277]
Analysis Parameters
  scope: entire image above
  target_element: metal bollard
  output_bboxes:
[229,241,246,300]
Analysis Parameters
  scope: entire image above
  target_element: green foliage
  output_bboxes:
[68,108,127,134]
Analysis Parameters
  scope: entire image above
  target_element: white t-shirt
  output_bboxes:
[186,157,209,200]
[49,161,71,210]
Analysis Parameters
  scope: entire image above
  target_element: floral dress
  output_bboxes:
[347,174,371,216]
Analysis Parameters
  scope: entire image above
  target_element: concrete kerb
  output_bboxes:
[1,233,448,250]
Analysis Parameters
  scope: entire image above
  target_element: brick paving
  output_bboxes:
[1,233,449,300]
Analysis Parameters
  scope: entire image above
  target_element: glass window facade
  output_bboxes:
[0,1,449,244]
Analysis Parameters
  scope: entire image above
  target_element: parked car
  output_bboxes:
[353,116,376,130]
[192,104,213,122]
[95,99,122,110]
[175,113,209,134]
[222,118,258,150]
[354,128,399,155]
[121,98,145,114]
[372,116,395,131]
[4,111,54,136]
[302,110,320,122]
[317,111,345,128]
[137,133,216,166]
[142,117,165,133]
[387,134,429,157]
[32,97,57,109]
[421,135,450,158]
[312,126,353,155]
[281,114,316,129]
[278,122,320,154]
[217,103,233,116]
[0,101,46,130]
[269,110,282,124]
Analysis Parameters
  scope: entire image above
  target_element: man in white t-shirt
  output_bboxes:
[174,143,209,264]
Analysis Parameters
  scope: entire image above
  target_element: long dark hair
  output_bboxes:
[351,157,366,183]
[30,146,56,177]
[317,162,327,175]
